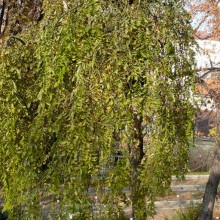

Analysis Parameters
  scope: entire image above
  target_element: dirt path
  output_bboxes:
[150,175,220,220]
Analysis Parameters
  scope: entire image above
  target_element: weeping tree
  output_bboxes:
[0,0,195,219]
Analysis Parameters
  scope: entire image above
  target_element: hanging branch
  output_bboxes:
[7,35,25,46]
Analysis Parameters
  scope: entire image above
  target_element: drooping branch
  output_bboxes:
[196,67,220,82]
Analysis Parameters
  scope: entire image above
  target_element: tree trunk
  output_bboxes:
[199,107,220,220]
[130,112,144,219]
[198,149,220,219]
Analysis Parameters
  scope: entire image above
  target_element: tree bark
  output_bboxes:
[0,1,8,36]
[199,107,220,220]
[130,112,144,219]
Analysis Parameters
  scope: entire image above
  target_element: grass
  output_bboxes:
[165,202,201,220]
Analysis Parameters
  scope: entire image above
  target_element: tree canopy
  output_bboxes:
[0,0,195,219]
[188,0,220,40]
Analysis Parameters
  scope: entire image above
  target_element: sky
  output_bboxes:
[195,40,220,71]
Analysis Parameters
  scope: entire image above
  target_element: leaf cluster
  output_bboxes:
[0,0,195,219]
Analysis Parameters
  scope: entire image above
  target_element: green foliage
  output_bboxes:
[166,202,201,220]
[0,0,195,219]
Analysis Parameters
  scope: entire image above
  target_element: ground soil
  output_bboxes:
[151,176,220,220]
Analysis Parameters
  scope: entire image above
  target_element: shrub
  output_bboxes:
[166,202,201,220]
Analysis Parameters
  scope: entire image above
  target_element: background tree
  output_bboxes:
[198,85,220,220]
[188,0,220,40]
[188,0,220,216]
[0,0,195,219]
